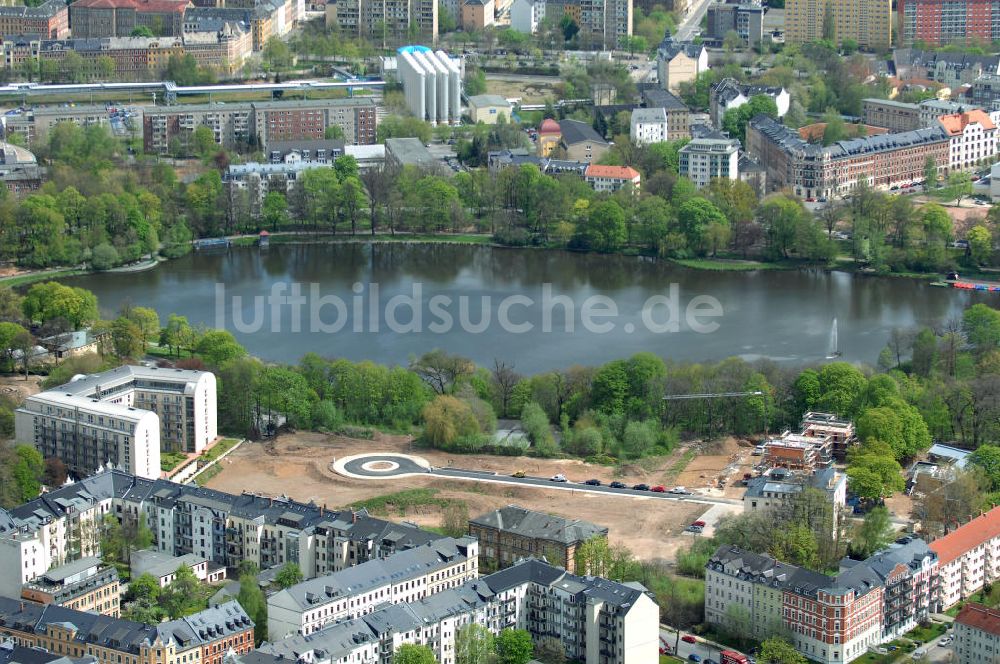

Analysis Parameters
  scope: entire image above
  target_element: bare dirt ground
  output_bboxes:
[485,79,556,105]
[0,374,43,404]
[674,437,758,499]
[205,431,712,563]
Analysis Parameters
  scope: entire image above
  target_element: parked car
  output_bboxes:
[584,479,602,486]
[682,635,698,644]
[632,483,650,491]
[691,520,706,527]
[512,471,525,478]
[670,486,692,495]
[651,485,666,492]
[686,525,704,533]
[609,481,626,489]
[550,474,567,482]
[689,656,702,663]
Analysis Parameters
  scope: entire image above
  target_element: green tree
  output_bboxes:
[91,243,120,270]
[11,445,43,503]
[495,629,534,664]
[924,155,939,187]
[721,95,779,143]
[161,564,200,618]
[160,314,194,356]
[111,316,144,359]
[22,282,99,328]
[274,562,304,589]
[324,124,345,140]
[821,107,847,145]
[192,125,217,158]
[963,303,1000,353]
[422,395,481,447]
[760,637,807,664]
[969,225,993,265]
[0,321,29,371]
[846,440,906,499]
[456,623,496,664]
[262,191,289,231]
[393,645,437,664]
[677,198,728,256]
[131,26,154,36]
[944,171,973,205]
[854,505,893,558]
[969,444,1000,490]
[195,330,247,367]
[236,573,267,645]
[521,401,555,454]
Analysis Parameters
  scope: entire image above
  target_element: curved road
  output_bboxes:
[336,453,741,507]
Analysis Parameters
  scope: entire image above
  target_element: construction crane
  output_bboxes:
[662,390,767,437]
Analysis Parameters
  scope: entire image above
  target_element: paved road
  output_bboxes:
[337,453,742,507]
[660,626,732,662]
[675,0,716,41]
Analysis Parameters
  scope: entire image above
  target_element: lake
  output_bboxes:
[64,243,988,371]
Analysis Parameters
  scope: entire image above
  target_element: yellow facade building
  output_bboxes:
[783,0,891,50]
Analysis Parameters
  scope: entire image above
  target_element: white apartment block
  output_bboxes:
[630,107,668,145]
[584,164,641,193]
[931,506,1000,608]
[267,537,479,640]
[954,602,1000,664]
[15,366,217,479]
[679,137,740,188]
[259,559,659,664]
[938,109,1000,173]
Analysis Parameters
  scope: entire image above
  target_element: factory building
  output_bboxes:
[397,45,461,125]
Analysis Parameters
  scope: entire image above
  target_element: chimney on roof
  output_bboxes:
[352,511,357,524]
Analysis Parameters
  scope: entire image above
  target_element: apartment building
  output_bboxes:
[862,99,923,133]
[954,602,1000,664]
[706,0,763,47]
[69,0,189,38]
[510,0,543,32]
[930,505,1000,608]
[938,110,1000,172]
[784,0,891,49]
[251,98,378,146]
[678,137,740,189]
[0,644,95,664]
[746,115,950,200]
[468,505,608,573]
[899,0,1000,46]
[706,537,939,664]
[709,78,790,128]
[15,366,216,478]
[225,159,326,217]
[0,599,253,664]
[259,558,658,664]
[20,557,121,617]
[325,0,438,43]
[894,48,1000,86]
[0,0,67,39]
[919,99,982,127]
[972,74,1000,110]
[743,467,847,524]
[0,469,448,602]
[630,107,668,145]
[266,537,479,639]
[143,104,252,154]
[761,432,834,471]
[0,140,42,198]
[656,34,707,93]
[801,412,856,460]
[584,164,641,192]
[640,86,690,140]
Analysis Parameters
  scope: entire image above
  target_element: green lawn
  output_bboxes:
[201,437,240,464]
[906,622,947,643]
[146,343,194,360]
[665,448,698,480]
[194,464,223,486]
[160,452,188,472]
[671,257,782,271]
[0,268,89,287]
[351,488,451,515]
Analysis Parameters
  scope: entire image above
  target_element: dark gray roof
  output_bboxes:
[642,86,689,111]
[748,114,949,160]
[470,505,608,545]
[0,644,93,664]
[657,33,705,60]
[267,139,345,157]
[895,47,1000,72]
[558,119,608,147]
[385,137,436,167]
[0,0,64,19]
[712,77,784,106]
[39,557,103,583]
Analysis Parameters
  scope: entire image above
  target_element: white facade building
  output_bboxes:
[510,0,544,32]
[260,559,659,664]
[15,366,217,479]
[630,107,668,145]
[931,506,1000,608]
[267,537,480,640]
[584,164,641,193]
[938,109,1000,173]
[954,602,1000,664]
[679,137,740,188]
[397,46,462,125]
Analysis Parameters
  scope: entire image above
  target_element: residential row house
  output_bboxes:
[0,598,253,664]
[0,469,449,605]
[142,97,377,155]
[259,558,659,664]
[930,505,1000,608]
[746,115,950,200]
[266,537,479,639]
[706,537,939,664]
[0,0,67,40]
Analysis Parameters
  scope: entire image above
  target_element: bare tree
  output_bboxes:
[360,164,391,237]
[491,359,521,418]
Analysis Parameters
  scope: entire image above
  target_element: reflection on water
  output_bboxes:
[64,244,988,371]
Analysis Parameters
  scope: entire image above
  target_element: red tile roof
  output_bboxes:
[938,109,996,136]
[71,0,189,13]
[584,164,640,180]
[956,603,1000,637]
[929,506,1000,565]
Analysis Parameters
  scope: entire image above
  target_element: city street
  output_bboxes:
[659,626,733,662]
[675,0,717,41]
